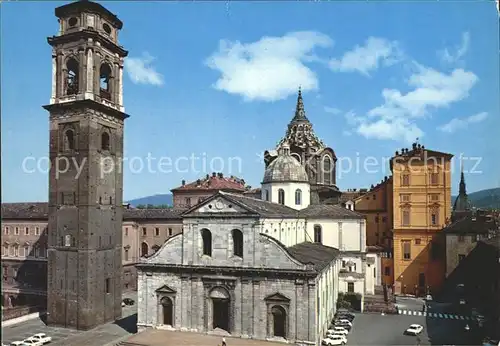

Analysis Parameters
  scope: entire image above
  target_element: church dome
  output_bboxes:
[262,142,309,184]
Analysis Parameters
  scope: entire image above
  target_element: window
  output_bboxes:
[99,63,112,100]
[430,172,438,185]
[35,227,40,236]
[264,190,269,201]
[155,228,160,236]
[4,227,9,235]
[101,132,110,151]
[2,245,8,256]
[125,227,128,236]
[64,129,75,151]
[140,242,148,257]
[232,229,243,257]
[71,237,76,247]
[66,58,79,95]
[13,245,19,257]
[168,228,173,236]
[347,282,354,293]
[458,235,465,242]
[373,194,376,200]
[402,240,411,260]
[201,229,212,256]
[278,189,285,205]
[373,267,376,278]
[185,197,191,207]
[295,189,302,205]
[39,246,44,258]
[314,225,322,243]
[402,209,410,226]
[124,248,129,261]
[382,217,387,223]
[198,197,204,204]
[105,278,110,294]
[415,239,421,245]
[142,227,147,236]
[15,227,19,235]
[25,227,30,235]
[430,194,439,201]
[375,216,379,223]
[400,194,410,202]
[402,174,410,186]
[23,246,29,257]
[431,210,438,225]
[323,156,332,185]
[384,266,390,276]
[35,246,40,258]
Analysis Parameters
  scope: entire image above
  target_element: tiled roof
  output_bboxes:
[220,192,299,218]
[443,214,498,235]
[171,173,246,192]
[339,191,365,203]
[298,204,365,219]
[1,203,49,219]
[287,242,340,271]
[1,202,182,220]
[243,188,261,195]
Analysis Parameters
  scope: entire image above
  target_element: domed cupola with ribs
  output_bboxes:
[263,88,341,205]
[261,141,311,210]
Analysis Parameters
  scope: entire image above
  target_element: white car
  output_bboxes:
[30,334,52,344]
[322,335,347,345]
[21,338,42,346]
[335,319,353,327]
[327,331,346,338]
[405,324,424,335]
[328,327,348,335]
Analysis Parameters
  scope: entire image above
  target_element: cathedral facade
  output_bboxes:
[137,95,375,344]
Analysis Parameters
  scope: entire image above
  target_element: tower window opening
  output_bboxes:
[68,17,78,27]
[101,132,110,151]
[64,129,75,151]
[99,63,112,100]
[66,58,79,95]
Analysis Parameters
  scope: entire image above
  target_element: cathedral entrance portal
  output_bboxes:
[209,287,230,332]
[272,305,286,338]
[161,297,173,326]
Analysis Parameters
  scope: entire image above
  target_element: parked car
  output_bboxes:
[122,298,135,305]
[327,327,348,336]
[335,319,352,327]
[405,324,424,336]
[21,338,43,346]
[10,342,30,346]
[322,335,347,345]
[327,331,346,338]
[336,313,355,321]
[29,334,52,344]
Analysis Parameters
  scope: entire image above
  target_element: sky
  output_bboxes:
[2,1,499,203]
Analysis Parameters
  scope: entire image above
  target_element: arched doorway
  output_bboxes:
[272,305,286,338]
[210,287,230,332]
[141,242,148,257]
[161,297,173,326]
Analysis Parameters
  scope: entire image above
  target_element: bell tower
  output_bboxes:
[43,0,129,330]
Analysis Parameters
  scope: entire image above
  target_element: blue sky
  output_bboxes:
[2,1,499,202]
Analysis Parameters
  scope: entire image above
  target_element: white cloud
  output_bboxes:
[124,52,164,86]
[438,112,488,133]
[350,64,478,142]
[205,31,333,102]
[324,106,341,115]
[438,32,470,64]
[329,37,402,76]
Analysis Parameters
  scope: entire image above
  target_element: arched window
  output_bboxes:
[64,129,75,150]
[201,229,212,256]
[232,229,243,257]
[295,189,302,205]
[314,225,322,243]
[66,58,79,95]
[278,189,285,205]
[101,132,110,151]
[140,242,148,257]
[99,63,112,100]
[323,156,332,185]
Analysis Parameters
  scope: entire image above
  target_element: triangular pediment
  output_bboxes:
[185,195,250,215]
[265,292,290,302]
[155,284,176,294]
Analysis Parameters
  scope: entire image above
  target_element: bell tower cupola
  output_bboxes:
[48,0,127,112]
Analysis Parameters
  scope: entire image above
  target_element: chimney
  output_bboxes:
[417,144,422,149]
[196,179,201,185]
[422,145,425,149]
[395,151,399,155]
[212,172,216,178]
[412,143,417,150]
[353,188,357,192]
[206,174,209,179]
[384,176,388,181]
[401,148,404,154]
[218,172,223,178]
[182,180,185,186]
[241,179,245,185]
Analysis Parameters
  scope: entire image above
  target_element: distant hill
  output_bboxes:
[126,194,173,207]
[452,187,500,210]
